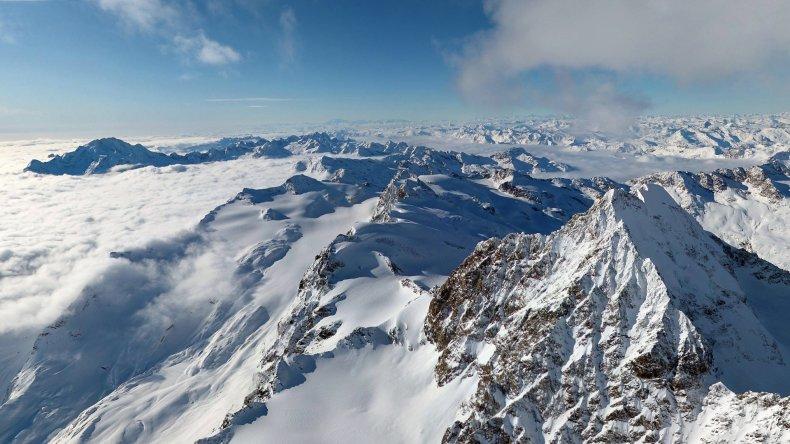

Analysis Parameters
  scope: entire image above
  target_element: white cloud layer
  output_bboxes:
[0,135,304,389]
[0,137,294,335]
[457,0,790,103]
[93,0,242,65]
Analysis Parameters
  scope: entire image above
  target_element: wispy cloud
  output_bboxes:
[531,74,651,135]
[206,97,292,102]
[0,16,16,44]
[0,105,18,115]
[178,72,198,81]
[278,6,297,67]
[174,33,240,65]
[92,0,242,66]
[0,104,36,116]
[93,0,178,30]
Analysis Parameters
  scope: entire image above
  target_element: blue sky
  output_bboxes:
[0,0,788,137]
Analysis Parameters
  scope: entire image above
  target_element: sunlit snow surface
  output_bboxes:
[0,121,788,443]
[0,137,294,400]
[0,134,765,335]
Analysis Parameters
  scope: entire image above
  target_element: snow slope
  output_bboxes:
[426,185,789,442]
[345,114,790,160]
[2,140,615,443]
[1,127,788,443]
[633,151,790,269]
[23,137,265,175]
[22,133,418,176]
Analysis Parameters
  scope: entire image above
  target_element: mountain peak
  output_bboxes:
[426,181,789,442]
[86,137,135,147]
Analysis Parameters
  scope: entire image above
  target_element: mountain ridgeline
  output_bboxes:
[5,132,789,443]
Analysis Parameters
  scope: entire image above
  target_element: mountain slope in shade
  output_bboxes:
[2,142,613,443]
[24,138,176,175]
[491,147,573,174]
[6,134,789,443]
[22,134,437,176]
[632,151,790,270]
[23,137,268,175]
[426,185,789,443]
[205,161,617,443]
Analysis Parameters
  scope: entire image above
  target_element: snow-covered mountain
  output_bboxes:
[426,185,789,442]
[3,132,789,443]
[344,114,790,160]
[22,133,401,175]
[490,147,573,174]
[22,133,585,181]
[25,114,790,178]
[4,139,618,442]
[23,137,263,175]
[632,151,790,270]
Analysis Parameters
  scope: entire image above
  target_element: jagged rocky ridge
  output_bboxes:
[29,114,787,176]
[425,185,789,442]
[4,140,617,443]
[24,133,583,177]
[632,151,790,270]
[23,134,422,175]
[200,144,620,442]
[4,137,789,443]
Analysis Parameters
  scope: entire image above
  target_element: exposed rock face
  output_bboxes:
[426,185,790,443]
[491,147,573,174]
[11,131,789,443]
[198,141,612,442]
[635,155,789,208]
[492,170,623,215]
[234,238,347,415]
[633,153,790,270]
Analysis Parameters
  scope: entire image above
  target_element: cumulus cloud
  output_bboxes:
[278,6,297,67]
[92,0,242,66]
[457,0,790,111]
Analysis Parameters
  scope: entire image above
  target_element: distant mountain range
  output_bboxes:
[344,114,790,159]
[23,134,572,176]
[5,130,789,443]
